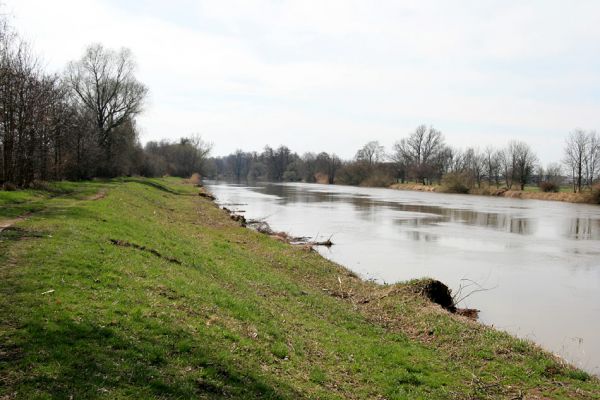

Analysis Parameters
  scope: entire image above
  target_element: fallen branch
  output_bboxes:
[245,219,333,247]
[452,278,496,306]
[109,239,182,265]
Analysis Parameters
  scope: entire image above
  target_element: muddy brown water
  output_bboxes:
[205,181,600,376]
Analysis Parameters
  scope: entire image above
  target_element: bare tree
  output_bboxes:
[510,141,537,190]
[483,146,501,187]
[498,141,537,190]
[393,125,445,184]
[67,44,147,173]
[499,147,515,189]
[356,141,385,166]
[563,129,588,192]
[585,131,599,188]
[544,162,563,185]
[463,147,485,188]
[316,152,342,184]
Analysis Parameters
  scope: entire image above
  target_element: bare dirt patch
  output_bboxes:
[0,213,31,233]
[87,189,107,201]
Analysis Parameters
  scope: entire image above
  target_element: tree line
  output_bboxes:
[207,125,599,194]
[0,19,211,188]
[2,19,597,194]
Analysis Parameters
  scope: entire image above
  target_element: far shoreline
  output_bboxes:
[388,182,598,204]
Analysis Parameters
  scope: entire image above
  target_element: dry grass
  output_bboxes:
[390,182,438,192]
[390,183,596,204]
[186,172,203,186]
[501,190,588,203]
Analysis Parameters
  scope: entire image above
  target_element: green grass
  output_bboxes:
[1,177,598,399]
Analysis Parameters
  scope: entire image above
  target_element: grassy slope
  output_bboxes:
[0,178,598,399]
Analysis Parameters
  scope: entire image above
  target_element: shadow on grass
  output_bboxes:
[2,315,301,399]
[122,178,196,196]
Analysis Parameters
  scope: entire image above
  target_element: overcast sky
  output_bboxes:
[6,0,600,163]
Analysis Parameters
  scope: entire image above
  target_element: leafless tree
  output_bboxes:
[67,44,148,172]
[483,146,501,187]
[510,141,537,190]
[544,162,563,185]
[563,129,588,192]
[393,125,445,184]
[499,141,537,190]
[316,152,342,184]
[356,141,385,166]
[463,147,485,188]
[585,131,599,188]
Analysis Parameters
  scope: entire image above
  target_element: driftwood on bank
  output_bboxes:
[235,215,334,247]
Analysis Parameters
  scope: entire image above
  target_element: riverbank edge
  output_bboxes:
[389,182,598,204]
[202,183,600,383]
[0,177,598,399]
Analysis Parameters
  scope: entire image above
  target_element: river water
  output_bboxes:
[205,181,600,375]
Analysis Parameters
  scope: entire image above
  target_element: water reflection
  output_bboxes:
[256,183,542,236]
[405,230,439,242]
[566,218,600,240]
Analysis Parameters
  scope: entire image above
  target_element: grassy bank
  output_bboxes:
[390,182,596,204]
[1,178,598,399]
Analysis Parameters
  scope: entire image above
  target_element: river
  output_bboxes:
[205,181,600,376]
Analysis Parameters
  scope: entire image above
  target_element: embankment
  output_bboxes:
[1,178,598,399]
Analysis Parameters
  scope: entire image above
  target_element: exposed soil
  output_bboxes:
[0,213,31,233]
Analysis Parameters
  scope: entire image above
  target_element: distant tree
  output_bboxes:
[355,141,385,166]
[483,146,501,187]
[507,141,537,190]
[393,125,445,184]
[300,152,318,182]
[144,134,212,178]
[544,162,563,185]
[261,145,294,181]
[563,130,588,192]
[316,152,342,184]
[585,131,599,188]
[499,148,515,189]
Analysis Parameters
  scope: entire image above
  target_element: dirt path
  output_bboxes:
[0,213,31,233]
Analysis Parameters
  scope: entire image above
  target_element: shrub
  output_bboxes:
[188,173,202,186]
[360,172,395,187]
[29,180,52,191]
[335,163,370,186]
[440,172,472,194]
[539,181,559,193]
[589,185,600,204]
[2,182,17,191]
